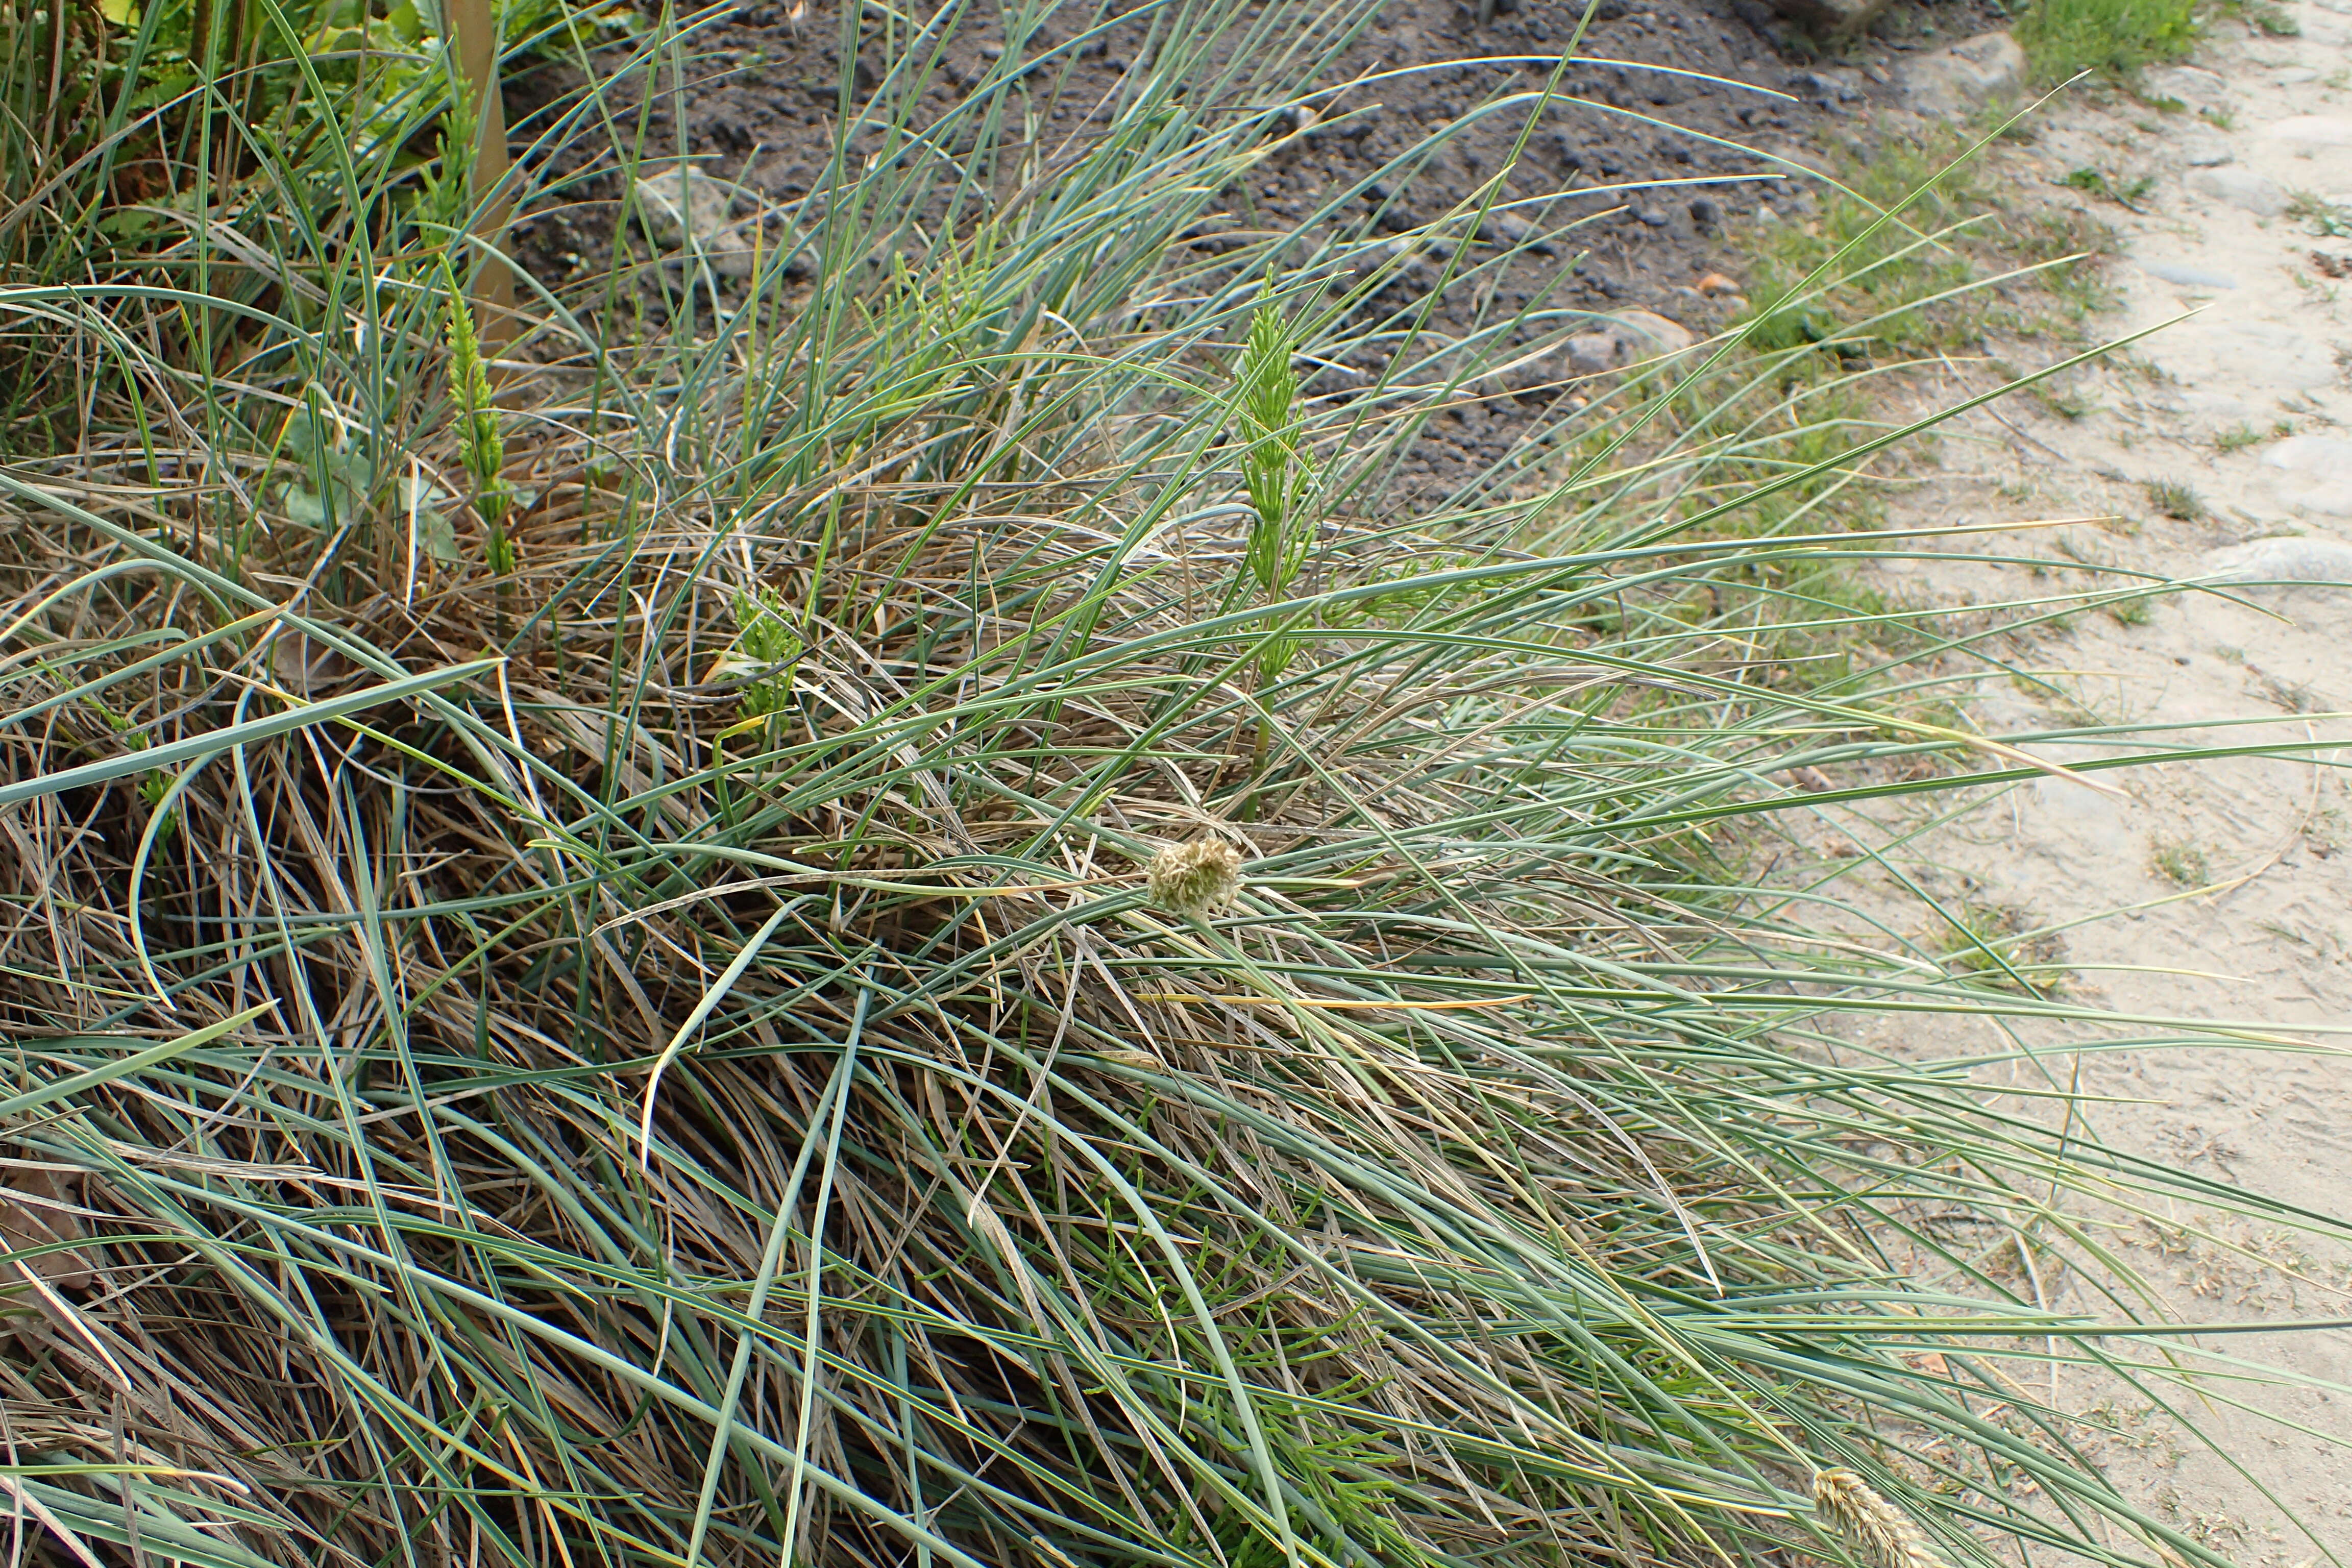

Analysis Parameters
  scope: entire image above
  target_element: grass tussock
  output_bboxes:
[0,1,2340,1567]
[1744,131,2116,365]
[2016,0,2199,83]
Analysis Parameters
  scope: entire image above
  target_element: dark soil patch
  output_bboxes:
[510,0,1828,295]
[500,0,1984,495]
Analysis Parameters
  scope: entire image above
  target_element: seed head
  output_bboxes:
[1146,839,1242,919]
[1812,1469,1953,1568]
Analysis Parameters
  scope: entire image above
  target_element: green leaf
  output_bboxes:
[281,409,335,468]
[278,483,331,530]
[398,476,460,562]
[417,510,459,564]
[0,658,504,807]
[0,1002,274,1121]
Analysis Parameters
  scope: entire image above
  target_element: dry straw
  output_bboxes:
[1814,1468,1956,1568]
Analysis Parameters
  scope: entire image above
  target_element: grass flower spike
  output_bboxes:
[1814,1468,1955,1568]
[442,260,511,573]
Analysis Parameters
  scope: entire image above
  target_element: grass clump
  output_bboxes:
[2153,836,2214,886]
[1937,898,2069,992]
[1743,131,2115,364]
[2064,165,2158,208]
[2221,0,2302,34]
[0,3,2341,1567]
[2017,0,2199,82]
[2147,477,2208,519]
[2288,189,2352,236]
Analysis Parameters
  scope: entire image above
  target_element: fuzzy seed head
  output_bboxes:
[1146,839,1242,918]
[1812,1469,1953,1568]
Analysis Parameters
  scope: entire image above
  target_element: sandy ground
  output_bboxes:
[1796,7,2352,1558]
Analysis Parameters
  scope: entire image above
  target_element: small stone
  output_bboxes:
[1565,332,1623,376]
[2266,114,2352,145]
[634,166,772,281]
[1761,0,1889,34]
[2194,319,2336,389]
[2276,65,2321,84]
[2268,435,2352,480]
[2265,436,2352,514]
[1696,271,1744,296]
[706,223,765,280]
[1500,346,1561,394]
[1612,309,1696,352]
[2180,136,2233,166]
[1561,309,1696,376]
[2139,260,2237,289]
[1759,144,1835,179]
[1481,211,1540,248]
[1789,67,1865,103]
[2189,165,2286,215]
[1894,30,2024,118]
[634,165,737,248]
[2204,534,2352,581]
[2143,64,2230,105]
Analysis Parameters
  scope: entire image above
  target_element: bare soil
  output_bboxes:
[1775,11,2352,1555]
[495,0,2002,494]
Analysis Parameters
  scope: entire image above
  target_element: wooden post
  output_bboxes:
[448,0,516,346]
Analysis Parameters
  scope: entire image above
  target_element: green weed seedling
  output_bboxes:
[2020,0,2197,80]
[2147,478,2207,520]
[2290,190,2352,237]
[728,588,804,723]
[2064,166,2157,209]
[2153,836,2212,887]
[2224,0,2301,34]
[89,699,177,844]
[1236,297,1316,664]
[1228,296,1320,805]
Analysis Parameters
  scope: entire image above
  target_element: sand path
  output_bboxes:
[1809,10,2352,1555]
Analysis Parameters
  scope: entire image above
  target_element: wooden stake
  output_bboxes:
[448,0,516,347]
